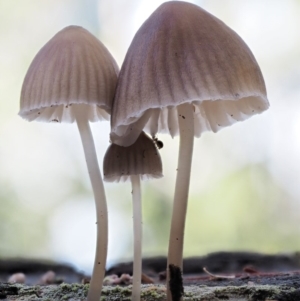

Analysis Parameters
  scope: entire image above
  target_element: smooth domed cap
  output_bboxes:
[103,131,163,182]
[110,1,269,146]
[19,25,119,123]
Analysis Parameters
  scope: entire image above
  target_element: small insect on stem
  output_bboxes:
[152,135,164,149]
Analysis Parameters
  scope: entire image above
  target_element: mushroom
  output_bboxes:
[103,131,163,301]
[19,26,119,301]
[109,1,269,300]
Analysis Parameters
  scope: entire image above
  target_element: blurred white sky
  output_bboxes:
[1,0,300,272]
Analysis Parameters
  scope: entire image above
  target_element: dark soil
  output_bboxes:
[107,251,300,278]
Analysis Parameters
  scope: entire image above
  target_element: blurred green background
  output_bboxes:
[1,0,300,273]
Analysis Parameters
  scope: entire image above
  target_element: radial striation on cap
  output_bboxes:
[111,1,269,146]
[103,132,163,182]
[19,25,119,123]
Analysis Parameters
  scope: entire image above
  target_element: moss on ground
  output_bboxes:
[2,282,298,301]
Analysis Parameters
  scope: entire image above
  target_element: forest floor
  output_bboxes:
[1,251,299,300]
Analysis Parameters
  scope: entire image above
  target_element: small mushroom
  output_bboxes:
[103,131,163,301]
[8,273,26,284]
[109,2,269,300]
[19,26,119,301]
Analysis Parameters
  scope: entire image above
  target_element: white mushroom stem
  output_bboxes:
[75,109,108,301]
[167,102,194,301]
[130,175,142,301]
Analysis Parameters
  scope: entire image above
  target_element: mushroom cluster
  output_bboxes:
[19,1,269,301]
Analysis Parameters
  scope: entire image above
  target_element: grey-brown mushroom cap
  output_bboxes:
[103,132,163,182]
[110,1,269,146]
[19,25,119,123]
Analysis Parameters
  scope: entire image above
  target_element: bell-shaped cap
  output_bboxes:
[19,25,119,123]
[103,131,163,182]
[110,1,269,146]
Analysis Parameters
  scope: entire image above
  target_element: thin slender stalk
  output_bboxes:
[131,175,142,301]
[75,110,108,301]
[166,102,194,301]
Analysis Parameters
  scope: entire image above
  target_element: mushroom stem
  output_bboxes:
[75,110,108,301]
[167,102,194,301]
[130,175,142,301]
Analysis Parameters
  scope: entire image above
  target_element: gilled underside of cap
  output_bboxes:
[110,1,269,146]
[19,103,110,123]
[19,25,119,123]
[103,131,163,182]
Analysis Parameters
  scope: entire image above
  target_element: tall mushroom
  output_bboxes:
[19,26,119,301]
[109,1,269,300]
[103,131,163,301]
